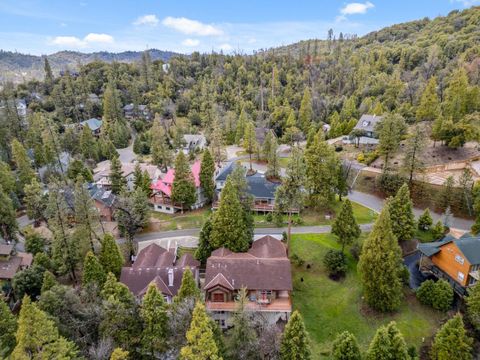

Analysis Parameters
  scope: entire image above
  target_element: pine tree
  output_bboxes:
[209,117,226,165]
[437,176,456,211]
[243,121,258,172]
[0,160,16,195]
[0,299,16,358]
[299,87,313,132]
[110,348,129,360]
[275,147,305,246]
[430,314,472,360]
[43,57,54,94]
[150,117,172,172]
[283,109,301,145]
[358,207,403,312]
[332,199,361,253]
[11,296,78,359]
[265,132,280,179]
[227,288,258,360]
[466,282,480,331]
[280,310,311,360]
[418,208,433,230]
[41,270,57,293]
[195,217,213,263]
[200,149,215,203]
[180,302,221,360]
[74,178,101,252]
[171,152,197,211]
[388,183,416,242]
[82,251,107,288]
[210,178,250,252]
[110,156,126,195]
[235,107,248,145]
[305,133,339,208]
[375,114,406,170]
[11,138,35,191]
[416,77,440,122]
[80,123,98,161]
[403,125,427,184]
[140,284,169,355]
[175,267,200,302]
[99,233,124,277]
[366,322,408,360]
[0,186,18,242]
[331,331,361,360]
[101,272,136,305]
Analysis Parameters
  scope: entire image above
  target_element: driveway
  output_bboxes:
[117,139,136,163]
[403,251,427,289]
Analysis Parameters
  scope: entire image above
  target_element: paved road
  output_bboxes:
[349,190,473,231]
[117,138,136,163]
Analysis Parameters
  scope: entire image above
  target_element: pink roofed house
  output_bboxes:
[150,160,206,213]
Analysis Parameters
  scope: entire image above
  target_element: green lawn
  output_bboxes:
[290,233,443,358]
[150,208,210,231]
[254,199,377,228]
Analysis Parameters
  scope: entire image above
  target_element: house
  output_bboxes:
[0,98,27,121]
[123,104,152,121]
[120,243,200,303]
[183,134,206,154]
[352,114,383,138]
[204,235,292,328]
[214,164,284,213]
[0,244,33,282]
[150,160,207,213]
[38,151,72,181]
[93,161,161,191]
[255,127,276,145]
[80,118,103,135]
[88,184,116,221]
[418,233,480,296]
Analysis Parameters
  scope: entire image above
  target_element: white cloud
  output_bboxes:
[451,0,480,6]
[162,16,223,36]
[51,36,85,47]
[182,38,200,47]
[50,33,114,48]
[218,43,233,52]
[133,14,159,26]
[84,33,114,43]
[340,1,374,15]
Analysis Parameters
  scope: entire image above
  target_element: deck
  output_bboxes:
[206,297,292,312]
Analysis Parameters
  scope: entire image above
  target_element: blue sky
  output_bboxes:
[0,0,478,55]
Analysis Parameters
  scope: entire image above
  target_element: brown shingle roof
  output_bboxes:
[0,256,22,280]
[204,236,292,291]
[133,243,176,269]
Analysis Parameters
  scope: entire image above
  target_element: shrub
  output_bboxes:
[274,212,284,227]
[376,172,406,196]
[323,250,347,277]
[399,265,410,286]
[431,220,446,240]
[416,279,453,312]
[350,240,363,261]
[357,153,365,163]
[364,150,379,165]
[431,279,454,312]
[292,216,304,226]
[418,209,433,230]
[290,253,305,267]
[265,212,273,222]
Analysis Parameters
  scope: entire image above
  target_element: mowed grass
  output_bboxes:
[290,233,443,358]
[149,208,210,230]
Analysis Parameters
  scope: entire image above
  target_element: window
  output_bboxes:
[212,293,224,302]
[458,271,465,282]
[166,207,171,211]
[455,254,465,265]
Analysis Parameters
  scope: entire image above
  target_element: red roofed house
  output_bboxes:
[150,160,207,213]
[120,243,200,303]
[204,235,293,328]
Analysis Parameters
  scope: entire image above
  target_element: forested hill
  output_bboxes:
[0,49,179,82]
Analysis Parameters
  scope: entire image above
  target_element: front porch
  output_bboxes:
[206,296,292,312]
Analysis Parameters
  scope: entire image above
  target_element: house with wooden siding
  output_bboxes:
[418,233,480,296]
[204,235,292,328]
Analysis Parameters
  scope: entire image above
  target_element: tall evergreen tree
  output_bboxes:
[175,267,200,302]
[299,87,313,132]
[0,299,16,358]
[79,123,98,161]
[243,121,258,172]
[430,314,472,360]
[466,282,480,331]
[235,107,248,145]
[74,178,101,252]
[0,186,18,242]
[11,139,35,192]
[209,117,226,165]
[331,331,361,360]
[416,77,440,122]
[366,322,408,360]
[265,132,280,179]
[99,233,124,277]
[402,125,427,185]
[110,156,126,195]
[180,302,222,360]
[375,114,406,170]
[358,207,403,312]
[11,296,78,359]
[280,310,311,360]
[195,217,214,263]
[332,199,361,253]
[40,271,58,294]
[171,152,197,212]
[200,149,215,203]
[140,283,169,356]
[150,117,172,172]
[82,251,107,288]
[210,178,250,252]
[388,183,416,242]
[43,57,54,94]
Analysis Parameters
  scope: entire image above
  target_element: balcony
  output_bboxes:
[206,297,292,313]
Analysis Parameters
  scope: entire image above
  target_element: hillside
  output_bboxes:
[0,48,180,82]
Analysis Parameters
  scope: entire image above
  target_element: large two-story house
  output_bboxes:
[204,235,292,328]
[0,244,33,287]
[418,232,480,296]
[120,243,200,303]
[93,161,161,191]
[150,160,207,213]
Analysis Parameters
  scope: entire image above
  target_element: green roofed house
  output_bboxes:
[418,233,480,296]
[80,118,103,135]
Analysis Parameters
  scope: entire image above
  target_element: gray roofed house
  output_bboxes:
[80,118,103,135]
[204,235,292,328]
[352,114,383,138]
[120,243,200,303]
[88,183,116,221]
[214,162,235,190]
[123,103,152,121]
[183,134,206,153]
[246,173,279,201]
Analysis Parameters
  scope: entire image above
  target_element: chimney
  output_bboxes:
[168,268,174,287]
